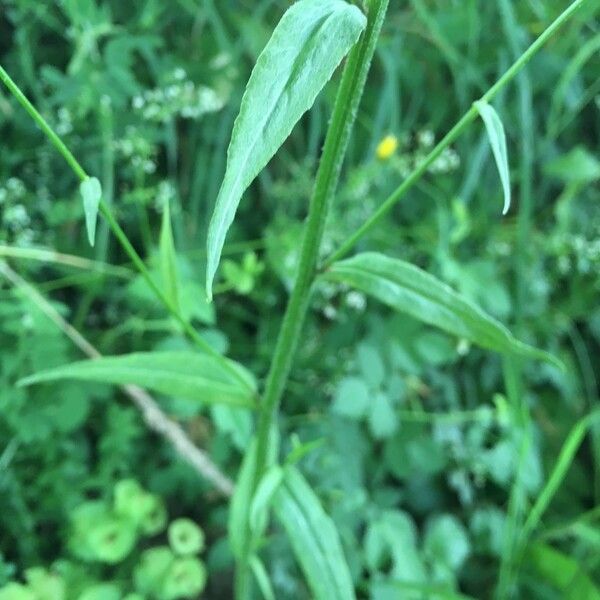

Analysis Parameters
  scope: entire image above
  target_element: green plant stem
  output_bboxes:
[235,1,389,597]
[323,0,591,268]
[0,64,253,394]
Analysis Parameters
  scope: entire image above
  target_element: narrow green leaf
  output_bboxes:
[322,253,561,368]
[249,555,276,600]
[160,199,179,311]
[249,466,285,537]
[206,0,367,299]
[524,543,600,599]
[522,411,600,541]
[19,352,256,409]
[80,177,102,246]
[229,441,258,560]
[474,100,511,215]
[273,467,356,600]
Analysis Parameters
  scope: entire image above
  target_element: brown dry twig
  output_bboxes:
[0,260,234,497]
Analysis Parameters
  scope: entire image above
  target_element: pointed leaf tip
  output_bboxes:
[80,177,102,246]
[205,0,367,297]
[474,100,511,216]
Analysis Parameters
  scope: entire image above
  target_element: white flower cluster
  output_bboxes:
[0,177,35,246]
[114,127,157,175]
[554,229,600,276]
[428,147,461,174]
[132,68,225,123]
[154,181,176,212]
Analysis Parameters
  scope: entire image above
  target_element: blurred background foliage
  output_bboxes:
[0,0,599,598]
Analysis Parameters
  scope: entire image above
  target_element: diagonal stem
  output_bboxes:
[0,65,253,394]
[322,0,592,269]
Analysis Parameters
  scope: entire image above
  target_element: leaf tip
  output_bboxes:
[80,176,102,247]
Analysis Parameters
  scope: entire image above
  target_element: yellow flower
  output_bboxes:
[376,134,398,160]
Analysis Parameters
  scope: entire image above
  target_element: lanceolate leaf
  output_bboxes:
[474,100,511,215]
[80,177,102,246]
[206,0,367,298]
[160,199,180,311]
[322,253,561,368]
[19,352,256,408]
[273,467,356,600]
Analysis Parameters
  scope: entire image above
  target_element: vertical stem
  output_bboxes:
[253,0,387,492]
[235,1,389,597]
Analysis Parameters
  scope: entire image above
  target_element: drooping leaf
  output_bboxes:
[206,0,367,298]
[474,100,511,215]
[80,177,102,246]
[322,253,561,368]
[159,199,179,311]
[273,467,356,600]
[19,352,256,408]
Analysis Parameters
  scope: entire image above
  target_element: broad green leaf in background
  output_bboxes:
[205,0,367,298]
[365,510,426,582]
[332,376,370,418]
[474,100,511,215]
[80,177,102,246]
[19,352,256,409]
[159,199,180,311]
[544,146,600,184]
[321,253,561,368]
[273,467,356,600]
[423,514,471,572]
[228,431,279,560]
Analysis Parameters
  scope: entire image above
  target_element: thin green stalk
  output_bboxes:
[235,1,390,597]
[498,0,534,332]
[323,0,591,268]
[0,64,253,394]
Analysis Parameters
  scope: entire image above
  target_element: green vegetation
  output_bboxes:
[0,0,599,598]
